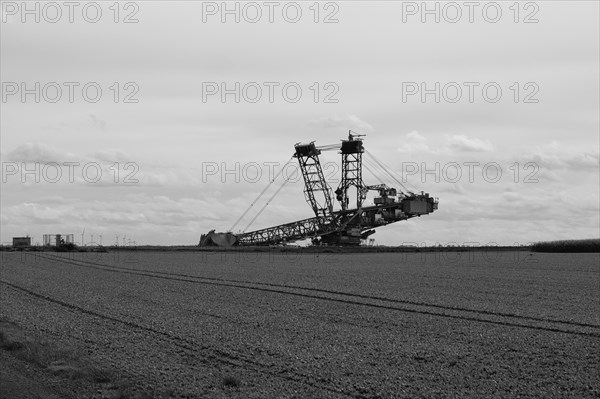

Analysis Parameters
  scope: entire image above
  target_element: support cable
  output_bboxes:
[316,144,341,152]
[373,153,420,193]
[242,166,298,233]
[371,151,420,193]
[229,155,293,232]
[363,157,397,189]
[365,150,413,193]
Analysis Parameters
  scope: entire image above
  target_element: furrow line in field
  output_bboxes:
[31,254,600,338]
[38,253,600,330]
[0,279,357,398]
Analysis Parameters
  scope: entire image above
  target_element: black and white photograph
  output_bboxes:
[1,1,599,397]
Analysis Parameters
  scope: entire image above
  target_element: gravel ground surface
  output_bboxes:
[1,250,599,398]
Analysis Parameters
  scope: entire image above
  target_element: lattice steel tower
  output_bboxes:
[336,132,366,211]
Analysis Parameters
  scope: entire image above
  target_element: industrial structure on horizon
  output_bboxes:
[200,132,438,247]
[43,234,74,246]
[12,236,31,247]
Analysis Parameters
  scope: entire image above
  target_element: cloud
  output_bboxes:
[437,182,466,195]
[530,151,599,171]
[1,193,227,243]
[2,143,180,189]
[397,132,493,154]
[446,135,494,152]
[92,149,130,163]
[502,191,521,202]
[397,131,435,153]
[518,141,599,174]
[88,114,107,130]
[307,114,374,132]
[3,143,70,163]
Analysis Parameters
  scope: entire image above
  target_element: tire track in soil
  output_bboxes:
[27,253,600,338]
[0,279,357,399]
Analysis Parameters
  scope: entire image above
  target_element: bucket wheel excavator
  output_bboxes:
[199,132,438,246]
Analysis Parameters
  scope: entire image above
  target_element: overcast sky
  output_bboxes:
[1,1,598,246]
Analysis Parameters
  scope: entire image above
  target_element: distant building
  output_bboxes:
[12,237,31,247]
[43,234,74,246]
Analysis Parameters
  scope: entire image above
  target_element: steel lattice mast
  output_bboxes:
[294,142,336,226]
[335,133,366,211]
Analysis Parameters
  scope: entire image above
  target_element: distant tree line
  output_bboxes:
[531,239,600,253]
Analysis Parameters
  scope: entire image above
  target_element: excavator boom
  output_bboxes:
[199,132,438,247]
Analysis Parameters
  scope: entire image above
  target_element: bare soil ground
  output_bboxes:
[1,250,598,398]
